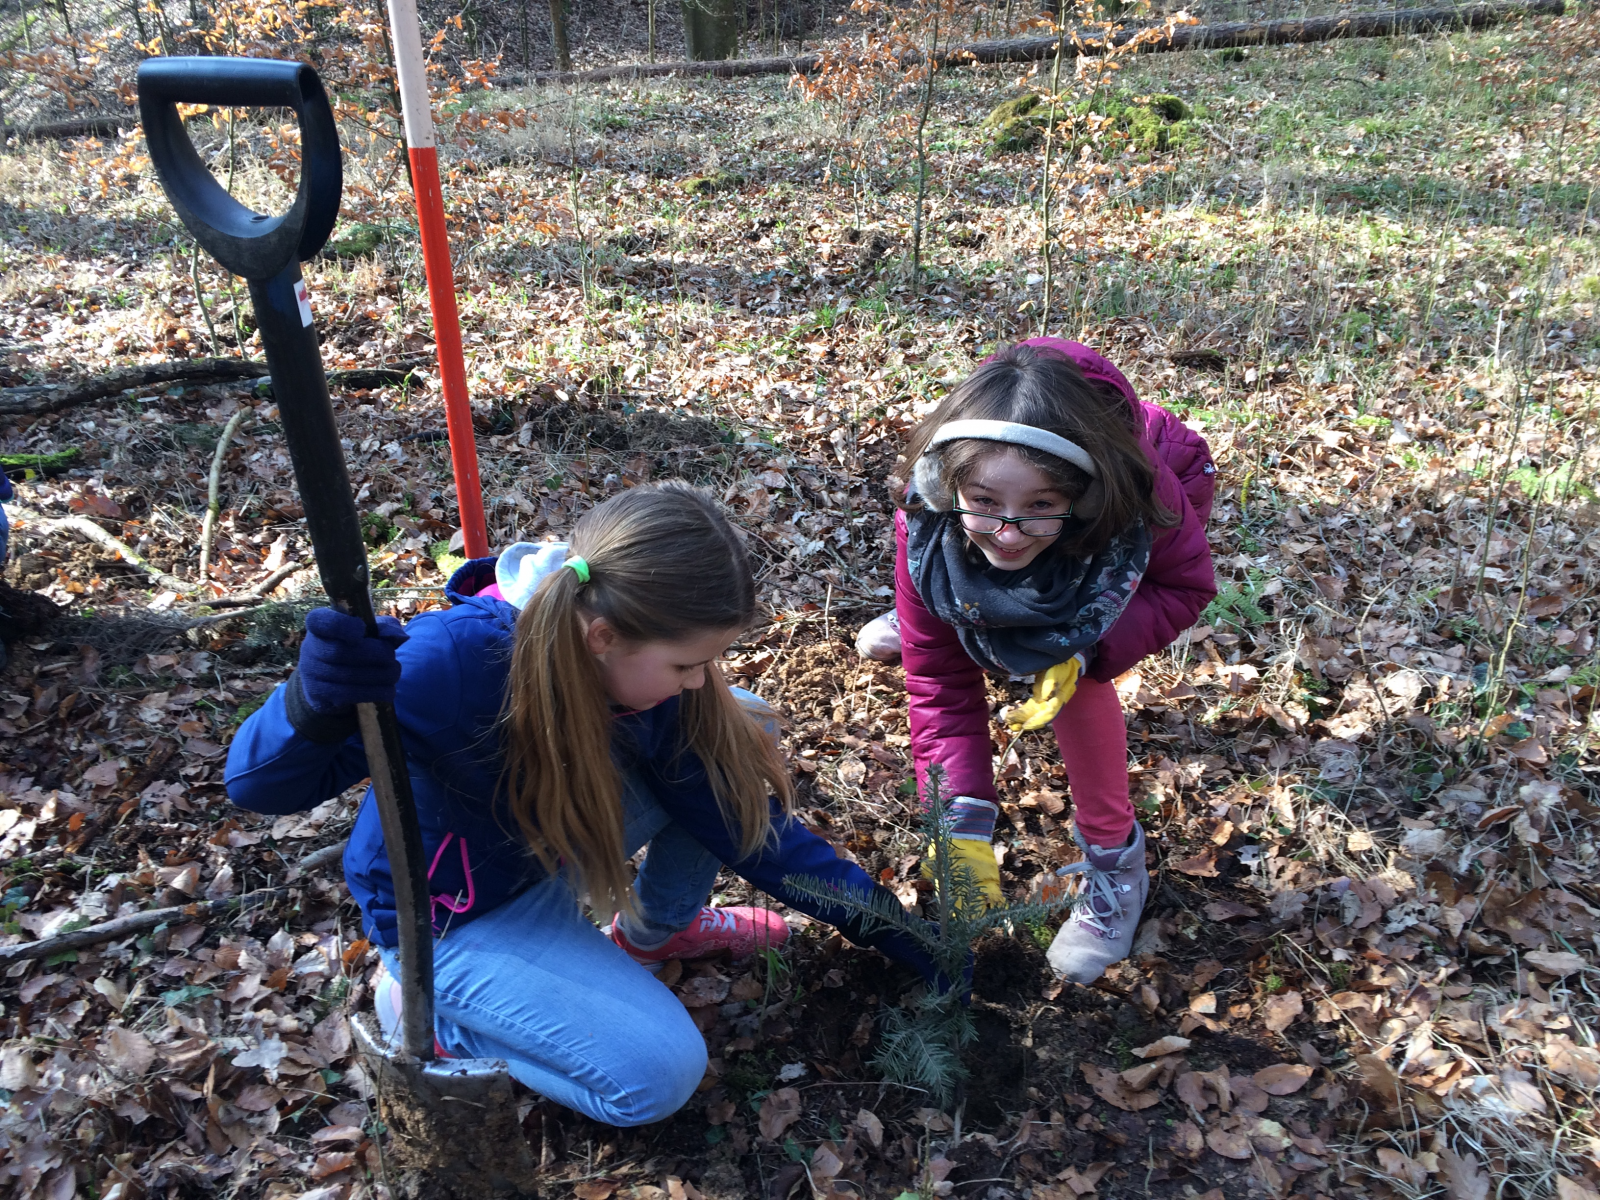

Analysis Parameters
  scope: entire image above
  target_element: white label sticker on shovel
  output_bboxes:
[294,280,313,327]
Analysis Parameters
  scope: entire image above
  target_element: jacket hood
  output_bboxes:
[1014,336,1141,415]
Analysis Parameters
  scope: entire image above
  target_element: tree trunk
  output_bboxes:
[549,0,570,70]
[530,0,1563,82]
[681,0,740,60]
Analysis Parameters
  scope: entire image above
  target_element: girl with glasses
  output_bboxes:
[856,339,1217,986]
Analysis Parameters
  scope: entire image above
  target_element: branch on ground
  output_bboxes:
[0,358,266,417]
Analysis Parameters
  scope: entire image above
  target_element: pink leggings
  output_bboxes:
[1049,675,1135,850]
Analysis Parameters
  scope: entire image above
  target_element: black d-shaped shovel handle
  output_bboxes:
[138,58,436,1064]
[138,57,341,279]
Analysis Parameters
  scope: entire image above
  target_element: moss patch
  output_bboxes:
[322,222,391,260]
[682,171,745,196]
[983,90,1199,155]
[2,446,82,480]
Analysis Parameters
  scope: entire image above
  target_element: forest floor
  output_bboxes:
[2,5,1599,1200]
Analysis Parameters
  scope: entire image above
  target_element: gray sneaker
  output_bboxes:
[855,610,901,662]
[1046,823,1149,985]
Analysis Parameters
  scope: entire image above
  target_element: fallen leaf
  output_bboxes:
[1476,805,1521,830]
[810,1143,844,1179]
[573,1181,620,1200]
[854,1108,884,1149]
[758,1086,802,1141]
[1170,1120,1204,1157]
[235,1083,284,1112]
[1206,1127,1253,1160]
[678,974,731,1008]
[1261,990,1303,1033]
[100,1026,155,1077]
[0,1048,38,1091]
[309,1151,356,1178]
[1438,1151,1490,1200]
[232,1034,286,1076]
[1203,900,1259,921]
[1132,1035,1191,1058]
[310,1123,363,1144]
[1524,950,1586,976]
[1175,1072,1211,1110]
[1232,1076,1270,1113]
[1253,1063,1313,1095]
[1556,1179,1600,1200]
[1082,1063,1162,1112]
[1377,1147,1429,1188]
[1173,847,1220,876]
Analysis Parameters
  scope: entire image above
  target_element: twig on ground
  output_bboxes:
[188,561,309,608]
[198,407,252,583]
[0,886,290,966]
[291,839,351,879]
[12,505,193,594]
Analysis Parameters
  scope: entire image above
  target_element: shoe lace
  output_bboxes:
[695,907,742,937]
[1055,859,1124,935]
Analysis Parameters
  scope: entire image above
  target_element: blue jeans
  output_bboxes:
[379,690,775,1126]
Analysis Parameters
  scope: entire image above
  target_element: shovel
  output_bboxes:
[138,57,535,1198]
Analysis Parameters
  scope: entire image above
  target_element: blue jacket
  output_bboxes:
[225,558,933,978]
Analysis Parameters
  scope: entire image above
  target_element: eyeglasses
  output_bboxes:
[951,506,1074,538]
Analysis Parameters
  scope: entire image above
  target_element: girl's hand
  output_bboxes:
[1004,652,1087,731]
[297,607,408,715]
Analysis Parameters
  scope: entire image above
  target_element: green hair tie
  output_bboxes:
[565,556,590,584]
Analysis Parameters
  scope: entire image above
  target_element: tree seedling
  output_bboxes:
[785,768,1068,1104]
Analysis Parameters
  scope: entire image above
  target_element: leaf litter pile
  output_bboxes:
[2,5,1600,1199]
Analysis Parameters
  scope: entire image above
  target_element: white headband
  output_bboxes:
[926,419,1099,478]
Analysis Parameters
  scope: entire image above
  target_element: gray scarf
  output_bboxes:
[904,508,1150,675]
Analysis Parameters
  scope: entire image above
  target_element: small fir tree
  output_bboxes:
[784,768,1069,1105]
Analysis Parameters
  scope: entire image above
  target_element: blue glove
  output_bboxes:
[284,608,406,742]
[298,607,407,712]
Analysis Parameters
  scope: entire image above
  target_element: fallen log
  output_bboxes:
[0,357,265,417]
[529,0,1563,84]
[0,115,136,142]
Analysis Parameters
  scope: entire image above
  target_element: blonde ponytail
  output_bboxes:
[501,483,791,916]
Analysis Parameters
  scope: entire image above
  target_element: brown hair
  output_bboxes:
[899,343,1177,556]
[501,482,790,917]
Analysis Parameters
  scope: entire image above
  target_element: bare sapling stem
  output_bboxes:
[910,10,940,286]
[1039,14,1065,333]
[199,407,251,584]
[567,109,591,307]
[191,241,222,357]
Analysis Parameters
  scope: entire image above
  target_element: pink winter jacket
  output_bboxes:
[895,338,1217,805]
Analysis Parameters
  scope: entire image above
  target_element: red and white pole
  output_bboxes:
[383,0,490,560]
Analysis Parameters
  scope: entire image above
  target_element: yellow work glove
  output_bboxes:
[1005,653,1087,732]
[920,796,1003,912]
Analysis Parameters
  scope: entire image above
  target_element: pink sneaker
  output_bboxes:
[609,906,790,965]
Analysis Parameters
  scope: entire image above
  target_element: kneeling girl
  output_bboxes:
[227,482,933,1127]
